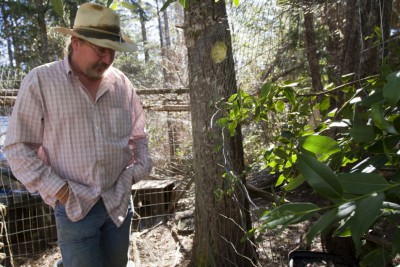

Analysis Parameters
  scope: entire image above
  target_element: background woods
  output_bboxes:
[1,0,400,266]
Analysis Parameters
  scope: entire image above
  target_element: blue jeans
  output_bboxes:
[55,198,132,267]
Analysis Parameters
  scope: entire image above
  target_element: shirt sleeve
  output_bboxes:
[131,137,152,183]
[3,70,65,200]
[125,76,152,183]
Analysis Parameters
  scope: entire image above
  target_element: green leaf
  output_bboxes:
[349,125,375,143]
[260,83,272,98]
[284,174,305,191]
[275,174,285,187]
[232,0,240,6]
[179,0,187,9]
[261,203,319,229]
[306,208,338,244]
[383,71,400,107]
[300,135,341,161]
[160,0,177,12]
[341,73,355,83]
[368,135,400,153]
[216,117,230,128]
[282,87,295,105]
[361,91,384,107]
[228,93,238,103]
[392,228,400,257]
[351,193,384,250]
[320,96,330,111]
[337,173,389,195]
[337,201,356,218]
[360,249,387,267]
[273,148,287,159]
[120,2,136,10]
[228,121,237,136]
[371,103,398,134]
[51,0,63,19]
[331,202,356,237]
[298,154,343,200]
[275,100,285,113]
[107,0,115,8]
[333,201,356,237]
[281,131,294,139]
[393,115,400,133]
[350,155,388,173]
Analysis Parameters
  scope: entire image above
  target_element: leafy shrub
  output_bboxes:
[219,70,400,265]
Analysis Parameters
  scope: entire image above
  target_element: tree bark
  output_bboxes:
[184,0,257,266]
[66,0,78,27]
[303,0,323,95]
[34,0,50,63]
[140,13,149,63]
[136,0,150,63]
[155,0,168,86]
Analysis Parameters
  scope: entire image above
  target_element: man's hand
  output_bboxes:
[56,183,69,205]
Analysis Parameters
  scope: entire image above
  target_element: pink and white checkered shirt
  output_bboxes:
[4,58,152,227]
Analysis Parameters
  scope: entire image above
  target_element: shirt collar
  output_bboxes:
[63,57,73,76]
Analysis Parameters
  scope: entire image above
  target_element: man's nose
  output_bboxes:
[102,53,115,65]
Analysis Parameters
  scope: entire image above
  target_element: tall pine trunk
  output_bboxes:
[184,1,256,266]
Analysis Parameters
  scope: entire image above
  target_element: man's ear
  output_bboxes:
[71,37,82,49]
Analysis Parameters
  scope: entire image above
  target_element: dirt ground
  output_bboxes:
[18,215,195,267]
[8,170,399,267]
[17,185,321,267]
[19,212,313,267]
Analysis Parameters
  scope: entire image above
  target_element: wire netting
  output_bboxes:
[0,68,58,266]
[0,66,197,266]
[0,0,334,266]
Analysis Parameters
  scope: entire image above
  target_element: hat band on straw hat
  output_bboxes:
[74,27,124,42]
[53,3,137,52]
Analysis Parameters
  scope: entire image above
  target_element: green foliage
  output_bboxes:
[51,0,63,18]
[160,0,238,12]
[218,67,400,263]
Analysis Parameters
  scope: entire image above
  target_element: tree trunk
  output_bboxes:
[0,3,14,67]
[10,13,21,68]
[162,1,175,86]
[303,1,323,95]
[135,0,149,64]
[340,0,361,78]
[339,0,391,78]
[321,1,345,86]
[184,1,256,266]
[140,12,149,63]
[173,2,187,87]
[35,0,50,63]
[66,0,78,27]
[155,0,168,86]
[303,0,323,128]
[359,0,392,77]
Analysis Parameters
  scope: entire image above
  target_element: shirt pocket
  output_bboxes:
[109,108,132,138]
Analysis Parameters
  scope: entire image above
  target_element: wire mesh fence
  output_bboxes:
[0,68,58,266]
[0,69,327,267]
[0,66,195,266]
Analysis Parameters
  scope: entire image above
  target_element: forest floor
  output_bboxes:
[17,183,326,267]
[11,171,400,267]
[18,217,317,267]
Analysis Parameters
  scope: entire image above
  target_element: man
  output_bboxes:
[3,3,152,267]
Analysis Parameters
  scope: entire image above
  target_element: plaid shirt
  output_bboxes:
[4,58,151,227]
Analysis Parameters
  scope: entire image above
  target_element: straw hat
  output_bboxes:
[53,3,137,52]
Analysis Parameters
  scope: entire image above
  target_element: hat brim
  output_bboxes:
[53,27,137,52]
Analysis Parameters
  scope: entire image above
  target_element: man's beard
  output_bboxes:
[84,61,111,80]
